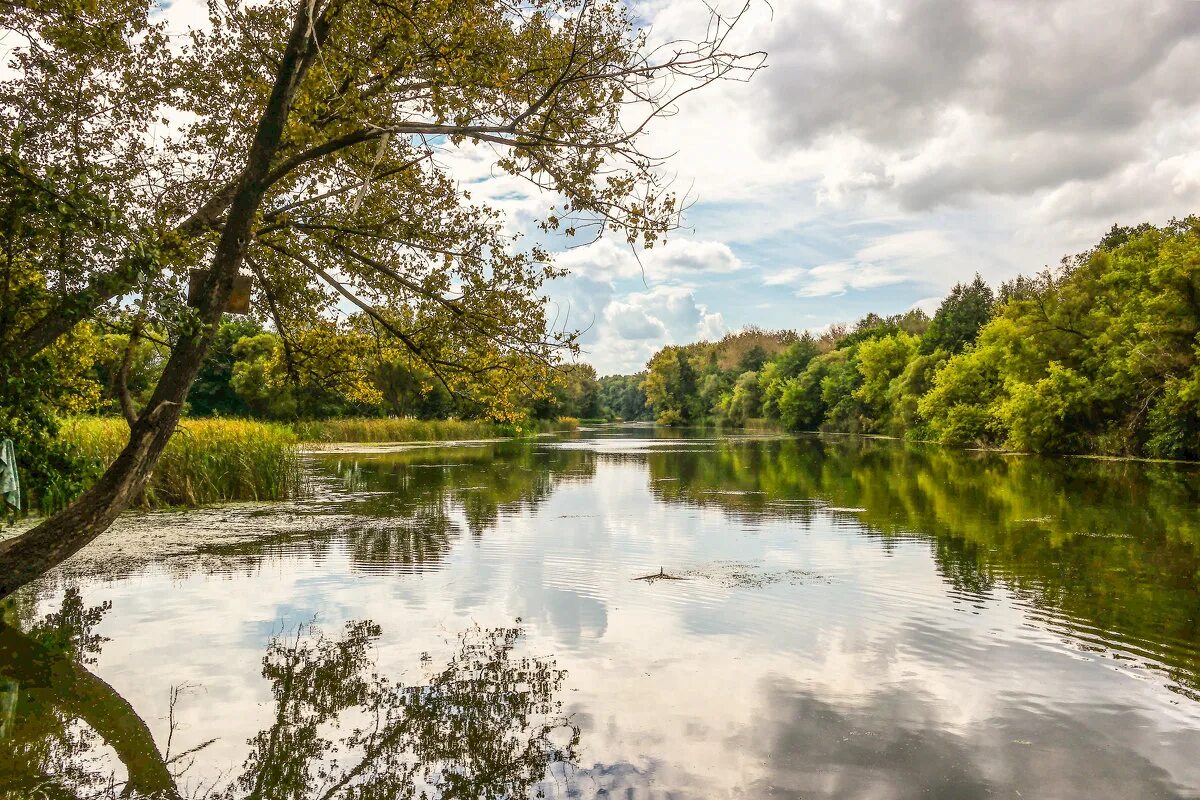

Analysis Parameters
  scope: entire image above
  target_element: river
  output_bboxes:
[4,426,1200,798]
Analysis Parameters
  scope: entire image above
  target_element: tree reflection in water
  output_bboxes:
[645,436,1200,697]
[188,445,598,579]
[0,591,578,800]
[320,443,597,536]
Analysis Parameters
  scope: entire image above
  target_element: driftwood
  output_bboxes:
[634,567,684,582]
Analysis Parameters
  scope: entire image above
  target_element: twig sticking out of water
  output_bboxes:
[634,566,684,582]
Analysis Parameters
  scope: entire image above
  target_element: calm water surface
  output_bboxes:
[4,426,1200,798]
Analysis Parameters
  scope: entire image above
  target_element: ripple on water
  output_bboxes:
[15,431,1200,799]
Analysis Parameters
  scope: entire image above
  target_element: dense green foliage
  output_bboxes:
[188,319,263,417]
[89,320,604,424]
[627,219,1200,459]
[641,328,800,425]
[597,374,652,421]
[0,338,104,517]
[122,320,601,423]
[527,364,603,421]
[919,274,994,355]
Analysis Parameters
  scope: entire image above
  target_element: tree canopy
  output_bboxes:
[3,0,759,414]
[0,0,763,600]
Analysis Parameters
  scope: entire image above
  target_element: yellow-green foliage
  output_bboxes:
[291,417,577,443]
[61,418,301,506]
[638,219,1200,459]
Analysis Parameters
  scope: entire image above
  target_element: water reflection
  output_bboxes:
[0,592,577,800]
[740,677,1187,800]
[643,436,1200,697]
[320,443,597,532]
[37,444,597,583]
[7,429,1200,798]
[199,445,594,578]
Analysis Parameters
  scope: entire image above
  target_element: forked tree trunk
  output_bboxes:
[0,3,327,602]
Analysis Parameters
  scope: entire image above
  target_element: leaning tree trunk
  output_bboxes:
[0,623,181,799]
[0,3,328,602]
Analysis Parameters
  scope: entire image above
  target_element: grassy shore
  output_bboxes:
[55,416,577,509]
[61,417,303,507]
[291,416,578,443]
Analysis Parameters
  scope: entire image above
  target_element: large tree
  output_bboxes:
[0,0,762,599]
[919,274,995,355]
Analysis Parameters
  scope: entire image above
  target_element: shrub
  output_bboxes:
[1145,374,1200,460]
[656,409,685,426]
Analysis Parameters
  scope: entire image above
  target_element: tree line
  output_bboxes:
[628,218,1200,460]
[60,315,610,423]
[1,311,608,518]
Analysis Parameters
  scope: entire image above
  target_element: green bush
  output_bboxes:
[655,409,685,426]
[1145,375,1200,460]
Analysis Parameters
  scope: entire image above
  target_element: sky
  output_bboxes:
[155,0,1200,375]
[521,0,1200,374]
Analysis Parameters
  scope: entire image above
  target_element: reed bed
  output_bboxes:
[61,417,302,507]
[54,415,575,508]
[291,417,577,443]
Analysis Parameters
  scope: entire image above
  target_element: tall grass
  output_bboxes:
[51,415,575,509]
[291,417,577,443]
[61,417,302,507]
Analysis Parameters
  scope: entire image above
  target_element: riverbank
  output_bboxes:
[49,416,579,510]
[291,416,577,443]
